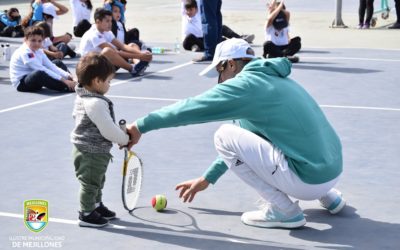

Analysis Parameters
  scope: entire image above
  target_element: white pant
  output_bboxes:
[214,124,340,210]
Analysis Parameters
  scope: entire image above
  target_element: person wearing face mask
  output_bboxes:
[0,8,24,37]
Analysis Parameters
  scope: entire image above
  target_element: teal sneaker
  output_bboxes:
[241,201,306,228]
[319,188,346,214]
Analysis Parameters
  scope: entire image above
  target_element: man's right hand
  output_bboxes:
[175,177,210,203]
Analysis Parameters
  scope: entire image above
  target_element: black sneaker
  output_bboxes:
[286,55,299,63]
[95,202,116,220]
[78,210,109,228]
[131,60,149,77]
[388,22,400,29]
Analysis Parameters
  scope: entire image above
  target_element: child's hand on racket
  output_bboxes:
[126,122,142,149]
[175,177,210,203]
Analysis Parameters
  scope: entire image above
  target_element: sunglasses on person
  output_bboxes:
[216,58,252,83]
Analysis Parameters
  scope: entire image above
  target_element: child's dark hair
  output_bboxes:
[184,0,198,9]
[86,0,93,10]
[24,26,44,39]
[94,8,112,22]
[34,21,51,38]
[7,8,19,17]
[76,52,115,86]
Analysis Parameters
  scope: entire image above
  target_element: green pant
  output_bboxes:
[73,146,112,212]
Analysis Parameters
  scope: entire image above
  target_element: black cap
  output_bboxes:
[272,11,288,30]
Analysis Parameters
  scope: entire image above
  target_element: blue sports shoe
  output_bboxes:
[131,61,149,77]
[241,200,306,228]
[319,188,346,214]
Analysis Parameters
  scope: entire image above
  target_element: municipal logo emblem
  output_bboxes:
[24,200,48,233]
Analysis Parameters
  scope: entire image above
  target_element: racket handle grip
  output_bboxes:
[119,119,127,132]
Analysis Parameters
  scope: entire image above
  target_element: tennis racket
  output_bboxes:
[119,119,144,212]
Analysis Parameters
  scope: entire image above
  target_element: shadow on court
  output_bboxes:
[292,65,382,74]
[290,205,400,249]
[101,214,296,250]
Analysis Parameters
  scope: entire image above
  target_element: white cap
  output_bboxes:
[199,38,255,78]
[42,3,59,19]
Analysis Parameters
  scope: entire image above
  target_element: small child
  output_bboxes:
[110,3,145,50]
[0,8,24,37]
[263,0,301,63]
[71,52,130,228]
[79,8,151,77]
[9,26,75,92]
[70,0,93,37]
[36,21,77,59]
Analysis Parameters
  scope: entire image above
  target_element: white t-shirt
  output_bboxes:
[42,37,53,50]
[116,21,125,44]
[265,26,290,46]
[181,1,203,39]
[70,0,91,26]
[79,25,116,56]
[9,43,70,88]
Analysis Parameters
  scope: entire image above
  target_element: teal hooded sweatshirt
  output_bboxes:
[136,58,342,185]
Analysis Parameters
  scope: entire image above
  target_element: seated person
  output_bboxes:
[104,0,125,23]
[22,1,71,45]
[70,0,93,37]
[263,0,301,63]
[181,0,255,52]
[110,3,145,50]
[35,21,77,59]
[9,26,76,93]
[79,8,152,77]
[0,8,24,37]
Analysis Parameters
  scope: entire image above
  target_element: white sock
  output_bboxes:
[95,202,100,208]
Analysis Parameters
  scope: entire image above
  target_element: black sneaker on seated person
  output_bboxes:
[286,55,299,63]
[78,210,109,228]
[131,60,149,77]
[95,202,116,220]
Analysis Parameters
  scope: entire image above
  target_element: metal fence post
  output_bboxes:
[331,0,348,28]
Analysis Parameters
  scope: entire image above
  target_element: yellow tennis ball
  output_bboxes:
[151,195,167,211]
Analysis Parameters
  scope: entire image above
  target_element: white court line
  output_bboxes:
[108,95,400,112]
[0,95,73,114]
[0,211,282,247]
[0,61,193,115]
[321,104,400,112]
[301,56,400,62]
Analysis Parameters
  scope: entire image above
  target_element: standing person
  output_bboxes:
[388,0,400,28]
[358,0,375,29]
[71,52,130,227]
[70,0,93,37]
[79,8,152,77]
[9,26,76,93]
[125,38,346,229]
[182,0,254,52]
[193,0,222,62]
[263,0,301,63]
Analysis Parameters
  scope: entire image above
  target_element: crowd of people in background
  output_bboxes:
[1,0,399,93]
